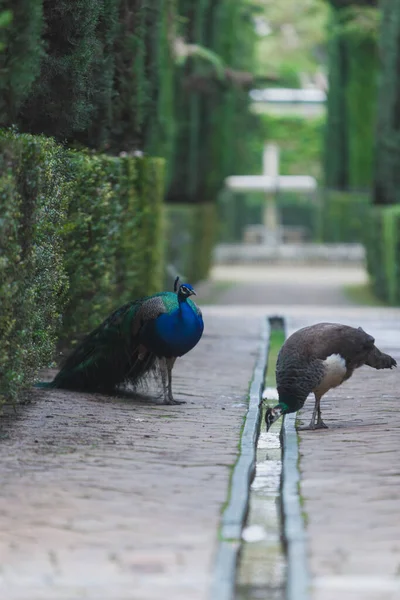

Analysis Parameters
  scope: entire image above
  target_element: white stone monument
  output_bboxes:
[225,143,317,245]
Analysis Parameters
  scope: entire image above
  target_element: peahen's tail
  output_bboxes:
[34,381,56,389]
[365,346,397,370]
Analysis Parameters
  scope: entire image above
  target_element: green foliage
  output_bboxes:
[252,0,329,84]
[10,0,176,159]
[324,9,348,189]
[0,9,13,51]
[60,152,165,345]
[0,130,69,402]
[78,0,120,149]
[142,1,176,169]
[365,206,400,304]
[19,0,103,139]
[373,0,400,205]
[325,5,378,190]
[165,203,216,283]
[319,190,370,243]
[338,6,380,40]
[346,36,377,188]
[0,130,166,400]
[167,0,257,204]
[260,115,324,179]
[0,1,44,124]
[59,152,120,343]
[128,157,165,294]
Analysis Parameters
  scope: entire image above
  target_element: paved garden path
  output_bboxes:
[2,264,400,600]
[0,312,262,600]
[205,265,400,600]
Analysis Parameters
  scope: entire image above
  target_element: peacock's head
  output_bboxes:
[178,282,197,300]
[265,404,285,432]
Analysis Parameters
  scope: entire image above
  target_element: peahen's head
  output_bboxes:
[178,282,197,301]
[265,403,288,432]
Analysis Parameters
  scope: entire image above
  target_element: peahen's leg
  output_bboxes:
[299,394,326,430]
[300,394,328,430]
[306,396,318,429]
[315,395,328,429]
[309,397,318,429]
[165,357,185,405]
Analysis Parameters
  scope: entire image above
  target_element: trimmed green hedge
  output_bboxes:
[0,131,69,402]
[165,203,216,284]
[318,190,370,243]
[0,131,165,401]
[366,206,400,305]
[60,153,164,344]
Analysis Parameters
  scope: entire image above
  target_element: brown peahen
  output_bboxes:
[265,323,396,431]
[37,278,204,404]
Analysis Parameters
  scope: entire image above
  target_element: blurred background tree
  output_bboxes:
[1,0,400,312]
[373,0,400,206]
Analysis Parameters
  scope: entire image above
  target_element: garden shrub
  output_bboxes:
[0,131,69,402]
[60,152,165,345]
[0,130,166,400]
[59,151,120,345]
[366,205,400,304]
[318,190,370,243]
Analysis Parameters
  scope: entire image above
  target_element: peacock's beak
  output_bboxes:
[190,289,197,296]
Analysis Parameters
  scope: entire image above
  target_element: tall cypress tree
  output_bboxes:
[0,0,44,125]
[324,0,378,191]
[374,0,400,204]
[19,0,104,140]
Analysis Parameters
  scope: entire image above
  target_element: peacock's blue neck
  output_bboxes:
[146,296,203,358]
[177,295,189,309]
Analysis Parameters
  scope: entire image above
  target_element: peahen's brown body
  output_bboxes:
[265,323,396,431]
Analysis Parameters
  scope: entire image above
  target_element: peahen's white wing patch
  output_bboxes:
[314,353,347,396]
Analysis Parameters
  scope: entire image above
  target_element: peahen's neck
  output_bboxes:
[277,391,305,414]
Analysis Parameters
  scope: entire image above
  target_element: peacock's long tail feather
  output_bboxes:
[36,282,203,396]
[42,299,157,394]
[34,381,56,389]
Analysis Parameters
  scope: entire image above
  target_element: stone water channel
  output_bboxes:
[236,324,286,600]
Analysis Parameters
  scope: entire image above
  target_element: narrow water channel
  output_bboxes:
[235,323,286,600]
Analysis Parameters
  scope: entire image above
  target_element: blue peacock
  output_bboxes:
[37,277,204,404]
